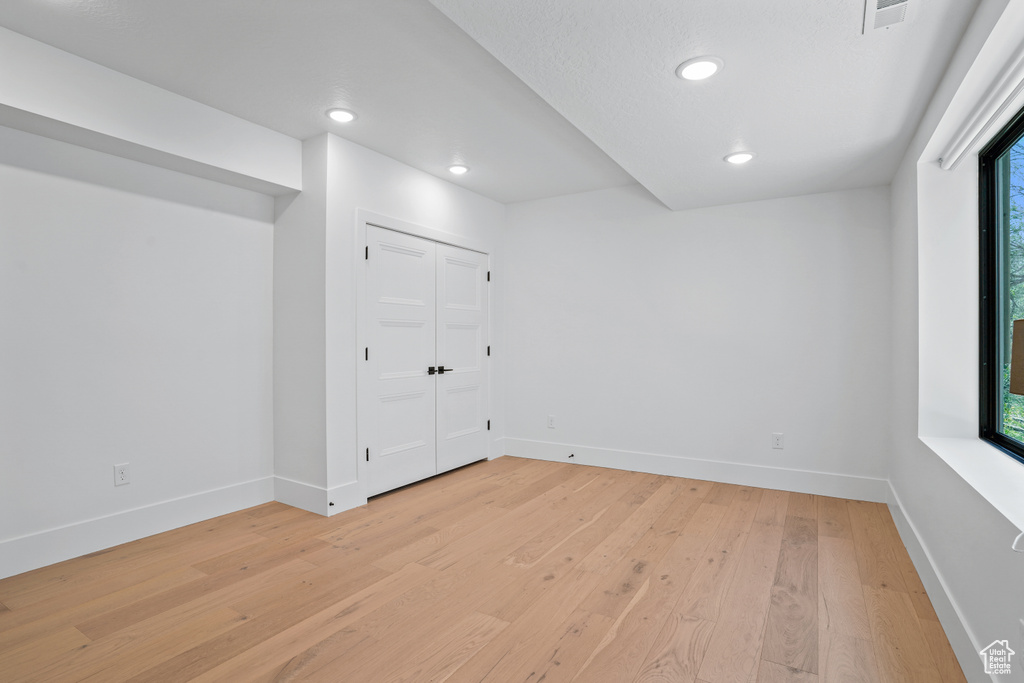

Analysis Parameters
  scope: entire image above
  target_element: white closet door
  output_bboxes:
[435,243,489,473]
[364,225,437,496]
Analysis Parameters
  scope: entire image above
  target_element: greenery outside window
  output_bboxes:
[980,105,1024,464]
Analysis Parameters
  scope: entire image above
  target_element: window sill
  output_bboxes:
[919,436,1024,540]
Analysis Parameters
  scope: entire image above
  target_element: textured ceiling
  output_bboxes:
[0,0,981,209]
[0,0,634,204]
[428,0,981,210]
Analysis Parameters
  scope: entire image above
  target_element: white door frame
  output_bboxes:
[355,210,491,498]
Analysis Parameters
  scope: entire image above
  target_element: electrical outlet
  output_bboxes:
[771,433,784,450]
[547,415,556,429]
[114,463,130,486]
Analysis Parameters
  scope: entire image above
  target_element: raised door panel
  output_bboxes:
[435,244,488,473]
[365,225,437,496]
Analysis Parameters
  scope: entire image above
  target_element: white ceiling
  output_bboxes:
[0,0,980,209]
[0,0,634,204]
[428,0,981,210]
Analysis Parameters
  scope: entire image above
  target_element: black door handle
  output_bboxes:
[437,365,449,374]
[427,366,436,375]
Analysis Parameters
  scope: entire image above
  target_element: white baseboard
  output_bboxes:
[0,476,274,580]
[504,438,890,502]
[328,480,367,516]
[274,476,366,517]
[273,476,326,515]
[886,484,986,682]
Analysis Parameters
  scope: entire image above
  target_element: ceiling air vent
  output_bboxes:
[863,0,908,33]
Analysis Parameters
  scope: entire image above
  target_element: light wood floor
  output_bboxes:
[0,457,966,682]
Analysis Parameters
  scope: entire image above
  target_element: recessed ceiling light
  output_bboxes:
[448,165,469,175]
[724,152,755,165]
[676,56,723,81]
[326,108,356,123]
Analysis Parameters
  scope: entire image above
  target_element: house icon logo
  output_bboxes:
[980,640,1015,675]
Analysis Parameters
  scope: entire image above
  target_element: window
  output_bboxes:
[980,105,1024,464]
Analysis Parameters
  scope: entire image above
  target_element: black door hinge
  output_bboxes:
[365,347,368,361]
[487,345,490,356]
[366,447,369,462]
[487,271,490,282]
[487,419,491,431]
[365,246,369,260]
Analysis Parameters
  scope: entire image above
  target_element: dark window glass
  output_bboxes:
[980,106,1024,464]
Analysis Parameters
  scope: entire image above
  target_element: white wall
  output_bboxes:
[0,127,275,579]
[274,133,506,514]
[503,184,892,500]
[273,137,329,492]
[887,1,1024,679]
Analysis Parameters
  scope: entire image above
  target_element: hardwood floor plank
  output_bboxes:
[578,479,690,575]
[0,509,281,602]
[818,629,879,683]
[580,524,679,618]
[443,568,605,683]
[417,497,569,573]
[417,469,623,574]
[846,502,907,593]
[697,522,785,683]
[126,563,389,682]
[745,621,768,683]
[919,617,968,683]
[385,611,509,682]
[344,570,505,650]
[881,514,939,622]
[633,614,715,682]
[786,493,817,521]
[502,473,638,569]
[499,607,614,683]
[69,607,247,683]
[816,497,853,540]
[817,536,870,640]
[0,625,90,678]
[74,556,317,640]
[673,522,748,621]
[485,462,577,510]
[372,505,507,573]
[191,534,329,575]
[189,562,437,682]
[0,566,206,651]
[0,531,268,611]
[705,482,739,505]
[547,467,630,512]
[574,501,726,682]
[762,515,818,674]
[256,631,376,682]
[307,520,444,571]
[719,486,765,531]
[479,480,713,625]
[579,479,717,619]
[755,489,791,527]
[757,660,819,682]
[863,586,941,683]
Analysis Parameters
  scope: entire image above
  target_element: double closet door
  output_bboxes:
[363,225,489,497]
